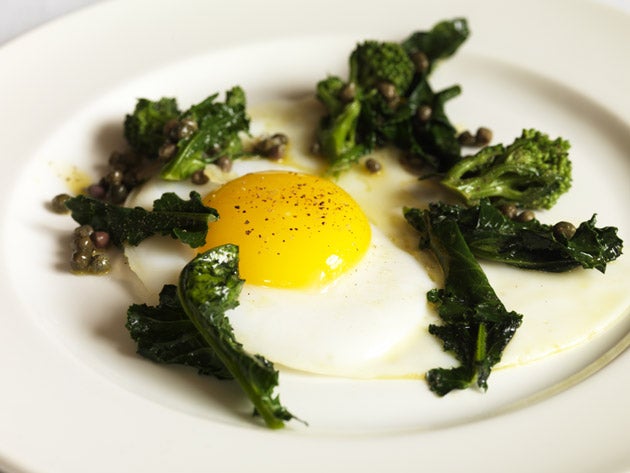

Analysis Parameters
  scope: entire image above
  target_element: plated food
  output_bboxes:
[51,19,626,429]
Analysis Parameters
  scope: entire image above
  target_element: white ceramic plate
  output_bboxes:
[1,0,629,472]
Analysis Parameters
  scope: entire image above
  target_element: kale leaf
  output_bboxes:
[65,191,217,248]
[177,245,300,428]
[411,199,623,273]
[123,97,180,157]
[160,87,250,181]
[127,284,232,379]
[403,206,523,395]
[315,18,468,174]
[126,245,301,428]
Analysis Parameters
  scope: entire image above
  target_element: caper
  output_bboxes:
[70,251,91,272]
[73,235,94,253]
[410,51,429,74]
[51,193,71,214]
[498,204,518,220]
[216,156,232,172]
[106,169,124,186]
[339,82,356,103]
[416,105,432,123]
[377,81,397,101]
[191,169,209,185]
[475,127,493,146]
[516,210,536,222]
[553,221,577,240]
[87,183,106,200]
[108,184,128,204]
[74,224,94,238]
[88,253,111,274]
[163,118,180,140]
[158,142,177,161]
[91,231,110,249]
[365,158,382,174]
[255,134,287,160]
[177,118,198,140]
[457,130,476,146]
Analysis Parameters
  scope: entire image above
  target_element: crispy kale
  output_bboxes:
[128,245,301,429]
[413,199,623,273]
[440,129,572,209]
[120,88,250,181]
[403,206,523,395]
[123,97,180,157]
[64,191,217,248]
[315,19,469,174]
[160,87,250,181]
[127,284,233,379]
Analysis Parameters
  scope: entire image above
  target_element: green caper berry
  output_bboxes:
[74,224,94,238]
[216,155,232,172]
[88,253,111,274]
[475,127,493,146]
[516,210,536,222]
[73,235,94,253]
[108,184,128,204]
[416,105,432,123]
[51,193,71,214]
[498,203,518,220]
[377,81,397,101]
[106,169,124,186]
[339,82,356,102]
[158,142,177,161]
[365,158,382,174]
[553,221,577,240]
[70,251,91,271]
[458,130,476,146]
[177,118,198,140]
[191,169,209,185]
[410,51,429,74]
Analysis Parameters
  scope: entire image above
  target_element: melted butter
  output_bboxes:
[49,161,92,194]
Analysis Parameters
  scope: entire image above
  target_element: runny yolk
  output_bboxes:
[199,171,371,289]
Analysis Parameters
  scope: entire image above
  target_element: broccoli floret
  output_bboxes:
[350,40,416,94]
[440,129,572,209]
[314,19,469,174]
[123,97,180,157]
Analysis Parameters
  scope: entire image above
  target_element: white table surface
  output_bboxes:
[1,0,629,47]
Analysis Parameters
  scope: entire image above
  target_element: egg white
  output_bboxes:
[123,97,630,380]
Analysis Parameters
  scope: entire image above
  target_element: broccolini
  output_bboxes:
[440,129,572,209]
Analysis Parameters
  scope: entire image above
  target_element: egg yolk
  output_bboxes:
[199,171,371,289]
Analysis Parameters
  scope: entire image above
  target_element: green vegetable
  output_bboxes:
[160,87,250,181]
[440,129,572,209]
[401,17,470,74]
[409,199,623,273]
[127,284,232,379]
[315,18,468,174]
[64,191,217,248]
[403,206,523,396]
[124,97,180,157]
[127,246,300,428]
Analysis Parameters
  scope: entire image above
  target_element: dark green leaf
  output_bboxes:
[178,245,301,429]
[160,87,250,181]
[404,207,523,395]
[126,285,232,378]
[65,191,217,248]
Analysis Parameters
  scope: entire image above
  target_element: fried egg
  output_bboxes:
[125,97,630,380]
[125,158,453,378]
